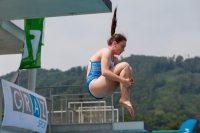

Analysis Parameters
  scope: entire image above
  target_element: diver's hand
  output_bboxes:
[129,78,134,88]
[122,78,134,89]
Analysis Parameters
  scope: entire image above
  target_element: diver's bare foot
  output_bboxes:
[119,99,134,116]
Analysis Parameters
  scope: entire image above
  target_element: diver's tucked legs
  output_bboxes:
[89,62,134,116]
[118,64,134,116]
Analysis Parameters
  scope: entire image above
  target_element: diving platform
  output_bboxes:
[1,122,151,133]
[1,127,34,133]
[48,122,151,133]
[0,21,24,55]
[0,0,112,21]
[0,0,112,55]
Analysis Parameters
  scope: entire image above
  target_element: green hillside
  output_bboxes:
[1,55,200,132]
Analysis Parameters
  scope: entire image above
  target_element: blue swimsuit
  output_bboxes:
[86,60,114,100]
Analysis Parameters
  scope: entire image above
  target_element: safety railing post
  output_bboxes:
[51,90,54,124]
[122,106,124,122]
[104,101,106,122]
[48,98,51,133]
[65,95,68,123]
[61,99,63,123]
[111,94,114,123]
[98,101,100,123]
[73,99,76,123]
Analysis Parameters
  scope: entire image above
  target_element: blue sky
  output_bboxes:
[0,0,200,76]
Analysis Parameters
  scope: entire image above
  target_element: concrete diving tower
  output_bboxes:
[0,122,151,133]
[0,0,112,21]
[0,0,112,55]
[0,21,24,55]
[48,121,151,133]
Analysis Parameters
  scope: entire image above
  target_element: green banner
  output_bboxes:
[19,18,44,69]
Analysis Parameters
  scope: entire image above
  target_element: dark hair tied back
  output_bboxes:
[107,7,127,46]
[111,7,117,36]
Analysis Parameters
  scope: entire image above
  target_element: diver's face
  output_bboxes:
[114,40,126,55]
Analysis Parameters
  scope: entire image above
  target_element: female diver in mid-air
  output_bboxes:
[86,8,134,116]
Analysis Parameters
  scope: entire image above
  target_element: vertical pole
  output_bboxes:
[104,101,106,122]
[51,94,54,124]
[49,88,53,123]
[71,110,73,124]
[0,80,3,127]
[48,99,51,133]
[98,101,100,123]
[81,114,84,123]
[117,110,119,122]
[90,110,92,123]
[81,103,82,123]
[28,69,37,92]
[122,107,124,122]
[65,95,67,123]
[17,74,20,86]
[78,107,80,123]
[61,99,63,123]
[49,88,52,133]
[111,94,114,123]
[73,99,76,123]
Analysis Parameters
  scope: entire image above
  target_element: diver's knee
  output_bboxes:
[129,66,133,72]
[121,62,130,68]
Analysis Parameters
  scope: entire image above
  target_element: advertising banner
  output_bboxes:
[1,79,48,133]
[19,18,44,69]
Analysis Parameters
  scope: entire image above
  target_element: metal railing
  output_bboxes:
[35,85,124,125]
[0,83,125,133]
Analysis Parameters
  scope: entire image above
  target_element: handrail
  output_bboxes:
[36,85,85,89]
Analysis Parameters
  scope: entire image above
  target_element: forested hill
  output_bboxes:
[1,55,200,132]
